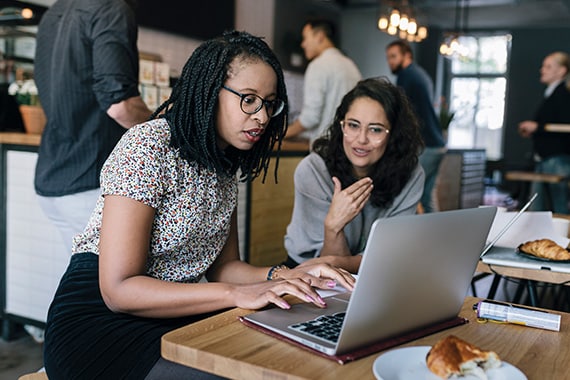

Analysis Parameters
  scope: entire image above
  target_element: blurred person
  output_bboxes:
[284,78,425,273]
[284,18,361,145]
[386,39,446,213]
[42,30,354,380]
[518,51,570,213]
[33,0,153,253]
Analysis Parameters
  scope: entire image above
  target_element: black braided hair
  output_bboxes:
[151,30,288,182]
[312,77,424,208]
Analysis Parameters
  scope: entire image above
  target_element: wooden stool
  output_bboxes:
[504,171,569,210]
[18,372,48,380]
[504,171,567,184]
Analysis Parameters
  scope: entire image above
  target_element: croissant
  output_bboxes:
[518,238,570,261]
[426,335,501,379]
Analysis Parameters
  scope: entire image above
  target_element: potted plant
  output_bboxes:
[8,79,46,134]
[438,96,454,142]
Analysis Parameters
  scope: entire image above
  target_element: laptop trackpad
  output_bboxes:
[330,292,351,303]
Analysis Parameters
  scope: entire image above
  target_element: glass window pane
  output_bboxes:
[446,34,509,160]
[447,77,506,160]
[450,36,478,74]
[478,36,509,74]
[475,78,505,160]
[447,78,478,148]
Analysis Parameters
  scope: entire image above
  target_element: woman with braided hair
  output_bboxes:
[43,30,355,380]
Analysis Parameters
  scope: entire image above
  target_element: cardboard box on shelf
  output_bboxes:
[158,86,172,106]
[155,62,170,87]
[139,59,155,85]
[141,84,158,110]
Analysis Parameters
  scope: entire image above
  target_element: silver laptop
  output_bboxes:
[243,207,497,356]
[480,193,570,273]
[482,246,570,273]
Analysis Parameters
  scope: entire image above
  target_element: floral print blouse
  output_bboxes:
[72,119,238,283]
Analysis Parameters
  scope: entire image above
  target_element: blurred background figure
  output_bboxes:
[285,18,361,145]
[385,39,446,213]
[33,0,153,253]
[518,51,570,214]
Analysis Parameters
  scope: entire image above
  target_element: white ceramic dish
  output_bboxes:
[372,346,527,380]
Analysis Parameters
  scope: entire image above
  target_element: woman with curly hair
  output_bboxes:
[284,78,425,273]
[42,30,354,380]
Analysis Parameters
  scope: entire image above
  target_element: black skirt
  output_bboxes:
[44,252,207,380]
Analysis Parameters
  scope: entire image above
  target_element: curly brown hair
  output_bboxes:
[312,77,423,208]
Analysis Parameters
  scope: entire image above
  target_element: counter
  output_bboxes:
[0,132,71,340]
[0,132,41,146]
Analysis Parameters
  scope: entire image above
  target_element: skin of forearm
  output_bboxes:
[107,95,153,129]
[101,275,241,318]
[206,259,269,284]
[103,259,275,318]
[285,119,306,139]
[320,227,351,257]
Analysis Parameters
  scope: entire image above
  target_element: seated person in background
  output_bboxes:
[42,31,354,380]
[284,78,425,273]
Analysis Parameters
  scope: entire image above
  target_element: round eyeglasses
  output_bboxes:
[222,85,285,118]
[340,120,390,145]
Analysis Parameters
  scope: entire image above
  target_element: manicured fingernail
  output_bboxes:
[306,295,316,302]
[327,280,337,288]
[281,301,291,309]
[318,296,326,306]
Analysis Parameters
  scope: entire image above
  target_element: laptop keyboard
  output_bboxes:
[288,312,346,344]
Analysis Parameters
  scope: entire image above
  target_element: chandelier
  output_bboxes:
[377,0,428,42]
[439,0,471,60]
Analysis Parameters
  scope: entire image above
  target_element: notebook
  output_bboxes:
[480,193,537,257]
[242,207,497,358]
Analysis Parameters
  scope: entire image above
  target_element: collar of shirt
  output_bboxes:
[544,80,562,98]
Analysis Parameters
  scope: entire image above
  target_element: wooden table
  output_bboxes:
[545,123,570,133]
[161,296,569,379]
[475,260,570,306]
[476,261,570,285]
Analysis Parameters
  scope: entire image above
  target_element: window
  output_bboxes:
[444,34,511,160]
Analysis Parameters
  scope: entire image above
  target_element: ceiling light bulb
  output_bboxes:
[389,9,400,26]
[407,20,417,35]
[387,25,398,35]
[399,14,409,31]
[418,26,428,39]
[378,16,389,30]
[450,38,460,50]
[21,8,33,19]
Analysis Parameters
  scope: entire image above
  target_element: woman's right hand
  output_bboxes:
[231,263,355,310]
[325,176,372,234]
[231,278,328,310]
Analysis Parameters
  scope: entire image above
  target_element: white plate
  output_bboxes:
[372,346,527,380]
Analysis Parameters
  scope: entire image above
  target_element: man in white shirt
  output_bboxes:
[285,18,361,144]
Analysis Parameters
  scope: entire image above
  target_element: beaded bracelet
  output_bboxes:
[266,264,289,280]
